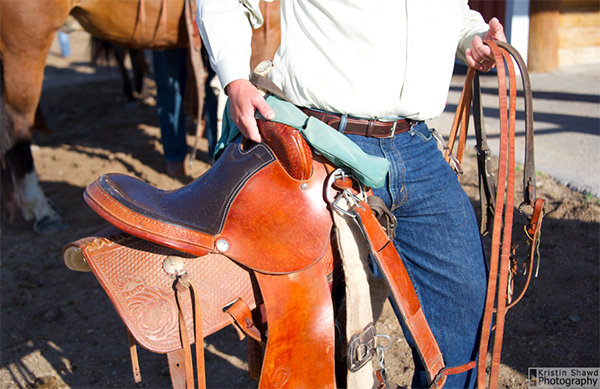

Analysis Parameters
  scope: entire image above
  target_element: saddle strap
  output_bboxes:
[350,200,475,388]
[224,298,263,343]
[167,349,192,389]
[249,72,293,104]
[174,274,206,389]
[127,330,142,383]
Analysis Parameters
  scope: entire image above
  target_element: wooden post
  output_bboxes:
[528,0,560,72]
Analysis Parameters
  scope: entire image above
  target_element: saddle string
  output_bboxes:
[174,273,206,389]
[127,330,142,383]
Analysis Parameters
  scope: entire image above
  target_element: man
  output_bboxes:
[152,48,189,178]
[197,1,505,387]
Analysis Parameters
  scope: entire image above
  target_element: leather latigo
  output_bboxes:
[63,229,260,354]
[351,201,446,385]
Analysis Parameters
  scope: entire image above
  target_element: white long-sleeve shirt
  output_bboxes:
[197,0,489,121]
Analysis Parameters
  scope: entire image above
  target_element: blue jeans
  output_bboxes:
[58,31,71,57]
[346,122,487,388]
[152,49,188,163]
[204,62,219,159]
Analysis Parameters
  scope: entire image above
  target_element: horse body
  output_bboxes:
[71,0,188,49]
[1,0,280,234]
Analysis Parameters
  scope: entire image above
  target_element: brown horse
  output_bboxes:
[0,0,279,234]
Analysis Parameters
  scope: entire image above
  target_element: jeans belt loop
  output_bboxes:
[338,114,348,134]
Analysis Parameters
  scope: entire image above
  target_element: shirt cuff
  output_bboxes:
[213,50,253,90]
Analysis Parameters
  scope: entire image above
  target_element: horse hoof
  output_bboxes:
[34,215,70,235]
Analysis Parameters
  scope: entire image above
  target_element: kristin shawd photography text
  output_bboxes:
[530,368,600,388]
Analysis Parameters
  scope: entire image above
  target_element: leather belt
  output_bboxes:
[301,108,416,138]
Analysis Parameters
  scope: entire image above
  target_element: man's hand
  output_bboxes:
[226,79,275,143]
[465,17,507,72]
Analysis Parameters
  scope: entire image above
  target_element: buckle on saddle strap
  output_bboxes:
[347,322,377,372]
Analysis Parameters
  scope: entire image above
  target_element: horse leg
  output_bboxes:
[128,48,146,96]
[4,142,68,233]
[34,104,53,135]
[112,44,135,102]
[0,0,71,233]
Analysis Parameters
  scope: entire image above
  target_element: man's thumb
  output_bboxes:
[488,17,506,40]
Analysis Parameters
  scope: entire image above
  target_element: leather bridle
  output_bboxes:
[445,40,545,389]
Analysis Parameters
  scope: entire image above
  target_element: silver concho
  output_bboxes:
[216,238,230,253]
[162,256,185,276]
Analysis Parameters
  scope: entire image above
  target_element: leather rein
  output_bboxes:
[444,40,545,389]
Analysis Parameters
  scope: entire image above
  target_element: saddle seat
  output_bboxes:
[84,120,333,274]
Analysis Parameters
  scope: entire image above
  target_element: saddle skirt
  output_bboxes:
[63,227,261,353]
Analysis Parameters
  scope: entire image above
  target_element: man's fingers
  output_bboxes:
[227,79,269,142]
[230,100,263,142]
[486,17,507,42]
[467,37,488,70]
[237,116,263,143]
[254,96,276,121]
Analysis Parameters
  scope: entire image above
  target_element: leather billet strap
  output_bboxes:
[349,199,475,388]
[445,40,545,389]
[127,330,142,383]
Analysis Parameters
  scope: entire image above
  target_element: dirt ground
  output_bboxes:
[1,31,598,389]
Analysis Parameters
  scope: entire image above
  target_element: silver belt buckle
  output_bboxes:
[378,118,398,138]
